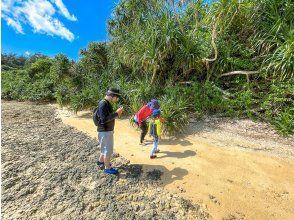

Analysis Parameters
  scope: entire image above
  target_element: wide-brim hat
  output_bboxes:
[106,88,121,97]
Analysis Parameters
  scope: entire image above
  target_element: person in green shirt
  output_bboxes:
[148,109,162,159]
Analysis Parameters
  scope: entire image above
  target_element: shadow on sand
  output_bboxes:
[117,163,189,187]
[159,138,193,147]
[143,137,193,147]
[157,150,196,159]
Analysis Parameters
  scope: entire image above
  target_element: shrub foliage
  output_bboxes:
[2,0,293,135]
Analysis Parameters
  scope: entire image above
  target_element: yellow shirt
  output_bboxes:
[148,118,161,136]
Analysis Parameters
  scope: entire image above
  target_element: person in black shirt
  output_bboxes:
[97,88,123,175]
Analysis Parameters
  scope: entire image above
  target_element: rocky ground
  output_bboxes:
[1,101,209,220]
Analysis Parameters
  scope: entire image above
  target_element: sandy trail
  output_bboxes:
[56,107,294,220]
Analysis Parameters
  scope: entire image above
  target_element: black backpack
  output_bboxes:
[93,106,100,126]
[93,100,107,126]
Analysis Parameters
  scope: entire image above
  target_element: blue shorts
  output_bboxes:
[98,131,114,157]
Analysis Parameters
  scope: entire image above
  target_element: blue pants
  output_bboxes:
[151,136,159,155]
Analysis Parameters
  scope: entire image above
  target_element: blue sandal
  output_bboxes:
[104,168,119,175]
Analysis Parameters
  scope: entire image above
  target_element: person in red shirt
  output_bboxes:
[134,99,160,144]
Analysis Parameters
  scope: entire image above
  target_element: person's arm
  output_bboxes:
[99,101,118,124]
[159,116,166,123]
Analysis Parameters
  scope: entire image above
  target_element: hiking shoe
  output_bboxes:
[96,161,104,169]
[104,168,119,175]
[150,155,157,159]
[155,149,160,153]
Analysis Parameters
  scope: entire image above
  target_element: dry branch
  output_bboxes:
[202,15,219,63]
[221,71,259,77]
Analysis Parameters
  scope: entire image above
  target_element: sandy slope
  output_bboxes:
[56,107,294,220]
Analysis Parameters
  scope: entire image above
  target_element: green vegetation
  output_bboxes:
[2,0,293,135]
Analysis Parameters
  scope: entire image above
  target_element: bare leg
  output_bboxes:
[99,154,104,163]
[104,156,111,169]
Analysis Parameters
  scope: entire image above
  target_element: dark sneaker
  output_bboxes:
[104,168,119,175]
[150,155,157,159]
[96,161,104,170]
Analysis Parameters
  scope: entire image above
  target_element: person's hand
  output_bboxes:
[116,106,123,117]
[159,116,166,123]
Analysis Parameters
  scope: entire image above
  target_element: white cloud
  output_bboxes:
[3,16,24,34]
[1,0,77,41]
[25,51,31,56]
[54,0,77,21]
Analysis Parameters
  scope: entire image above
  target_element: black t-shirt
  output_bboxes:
[97,99,118,132]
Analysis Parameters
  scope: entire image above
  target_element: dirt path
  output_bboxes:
[56,106,294,220]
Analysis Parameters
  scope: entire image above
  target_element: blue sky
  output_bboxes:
[1,0,119,60]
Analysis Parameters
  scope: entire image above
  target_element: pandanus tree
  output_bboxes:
[107,0,213,84]
[253,0,293,80]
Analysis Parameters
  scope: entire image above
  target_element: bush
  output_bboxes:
[21,80,54,101]
[261,79,294,135]
[2,0,293,136]
[159,93,193,135]
[69,86,101,113]
[2,70,30,100]
[2,63,55,102]
[273,107,294,135]
[192,81,230,114]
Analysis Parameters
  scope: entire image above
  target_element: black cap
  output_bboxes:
[106,88,121,97]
